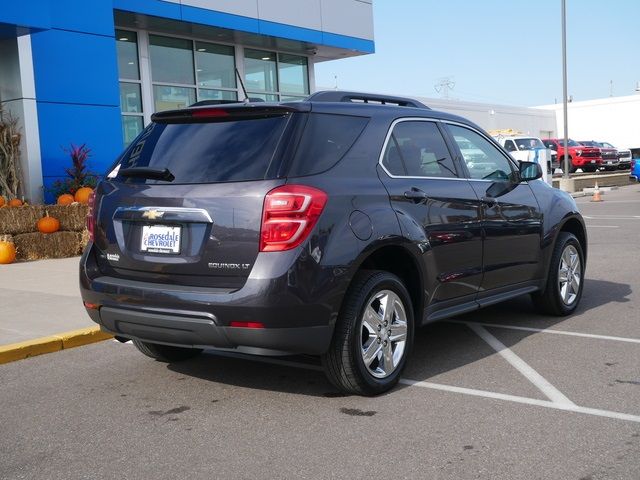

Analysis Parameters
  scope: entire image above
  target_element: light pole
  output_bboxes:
[561,0,570,181]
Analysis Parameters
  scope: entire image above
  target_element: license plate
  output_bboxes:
[607,161,613,165]
[590,160,595,163]
[141,225,181,254]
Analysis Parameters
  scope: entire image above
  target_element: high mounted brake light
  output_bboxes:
[260,185,327,252]
[191,108,230,118]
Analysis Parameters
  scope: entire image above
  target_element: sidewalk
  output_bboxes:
[0,257,107,359]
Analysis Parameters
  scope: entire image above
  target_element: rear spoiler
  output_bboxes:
[151,103,310,124]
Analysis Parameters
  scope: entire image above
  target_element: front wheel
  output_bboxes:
[533,232,585,316]
[132,339,203,362]
[322,270,414,396]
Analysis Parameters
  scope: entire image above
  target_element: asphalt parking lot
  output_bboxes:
[1,185,639,480]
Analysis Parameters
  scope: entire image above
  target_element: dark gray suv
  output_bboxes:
[80,91,587,395]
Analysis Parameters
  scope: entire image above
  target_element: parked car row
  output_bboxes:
[542,138,632,173]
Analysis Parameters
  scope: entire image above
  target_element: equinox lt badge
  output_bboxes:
[208,263,251,270]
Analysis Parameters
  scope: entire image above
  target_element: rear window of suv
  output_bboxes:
[113,115,289,184]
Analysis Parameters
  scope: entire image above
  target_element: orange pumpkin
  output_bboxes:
[57,193,75,206]
[0,196,5,207]
[37,214,60,234]
[74,187,93,205]
[8,198,23,207]
[0,241,16,264]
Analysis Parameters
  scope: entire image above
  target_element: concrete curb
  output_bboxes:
[0,327,112,365]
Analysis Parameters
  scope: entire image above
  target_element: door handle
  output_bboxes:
[481,196,497,206]
[404,188,428,202]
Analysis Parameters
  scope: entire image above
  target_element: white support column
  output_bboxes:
[137,30,154,125]
[234,45,245,100]
[307,57,316,94]
[16,34,43,204]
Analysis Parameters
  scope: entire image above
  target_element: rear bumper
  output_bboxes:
[79,244,337,355]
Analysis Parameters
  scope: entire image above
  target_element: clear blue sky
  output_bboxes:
[315,0,640,106]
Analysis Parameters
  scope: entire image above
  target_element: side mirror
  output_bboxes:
[519,161,543,181]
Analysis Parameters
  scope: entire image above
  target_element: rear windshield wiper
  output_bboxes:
[118,167,175,182]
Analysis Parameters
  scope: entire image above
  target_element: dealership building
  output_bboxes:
[0,0,374,202]
[1,1,639,203]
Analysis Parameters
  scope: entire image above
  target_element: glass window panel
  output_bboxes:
[121,116,143,146]
[278,54,308,95]
[149,35,194,85]
[244,49,277,93]
[119,82,142,113]
[153,85,196,112]
[382,121,458,178]
[448,125,515,181]
[247,92,278,102]
[198,89,238,102]
[195,42,236,89]
[116,30,139,80]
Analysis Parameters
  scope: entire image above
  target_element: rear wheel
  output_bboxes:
[533,232,585,316]
[132,339,203,362]
[322,270,414,396]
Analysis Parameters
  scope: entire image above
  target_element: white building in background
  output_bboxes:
[536,95,640,151]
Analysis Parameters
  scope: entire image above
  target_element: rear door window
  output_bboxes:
[381,120,458,178]
[113,115,290,184]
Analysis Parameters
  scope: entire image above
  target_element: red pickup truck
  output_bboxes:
[542,138,602,173]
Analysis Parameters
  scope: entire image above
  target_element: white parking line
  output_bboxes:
[447,320,640,344]
[400,379,640,423]
[467,323,575,405]
[583,215,640,220]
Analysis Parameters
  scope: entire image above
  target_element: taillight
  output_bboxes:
[86,191,96,241]
[260,185,327,252]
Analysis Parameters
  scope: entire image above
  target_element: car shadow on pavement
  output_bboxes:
[166,278,631,397]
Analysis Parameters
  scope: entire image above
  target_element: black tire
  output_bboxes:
[533,232,585,316]
[322,270,414,396]
[132,339,203,362]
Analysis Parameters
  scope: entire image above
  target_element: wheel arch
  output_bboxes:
[349,242,425,326]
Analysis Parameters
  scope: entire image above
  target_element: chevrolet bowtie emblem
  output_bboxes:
[142,210,164,220]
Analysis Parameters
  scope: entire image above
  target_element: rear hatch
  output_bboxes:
[92,104,305,289]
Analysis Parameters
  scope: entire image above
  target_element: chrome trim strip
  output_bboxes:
[115,206,213,223]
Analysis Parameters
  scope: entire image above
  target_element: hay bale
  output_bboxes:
[0,205,45,234]
[13,231,82,260]
[79,229,90,252]
[45,204,88,231]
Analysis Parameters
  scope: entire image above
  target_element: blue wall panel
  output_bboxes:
[112,0,181,21]
[0,0,51,30]
[31,29,120,106]
[38,102,123,200]
[180,5,260,34]
[48,0,115,36]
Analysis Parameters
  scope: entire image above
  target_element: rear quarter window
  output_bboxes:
[287,113,369,176]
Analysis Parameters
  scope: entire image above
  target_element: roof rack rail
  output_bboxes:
[306,90,429,109]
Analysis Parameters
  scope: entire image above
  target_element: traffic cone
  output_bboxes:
[591,182,603,202]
